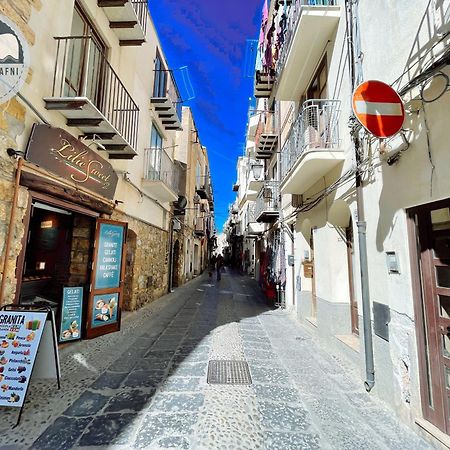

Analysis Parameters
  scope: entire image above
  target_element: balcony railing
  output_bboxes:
[255,111,278,159]
[151,69,182,130]
[196,175,212,200]
[45,36,139,156]
[276,0,337,78]
[131,0,148,35]
[254,181,280,223]
[280,99,340,182]
[144,147,180,194]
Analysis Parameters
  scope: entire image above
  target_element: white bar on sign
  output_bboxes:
[355,101,403,116]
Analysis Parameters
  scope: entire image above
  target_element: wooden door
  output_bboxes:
[414,203,450,433]
[346,223,359,335]
[86,219,127,339]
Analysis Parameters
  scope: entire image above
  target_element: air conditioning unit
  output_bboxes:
[292,194,303,208]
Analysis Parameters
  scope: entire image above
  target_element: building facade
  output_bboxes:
[228,0,450,445]
[0,1,213,342]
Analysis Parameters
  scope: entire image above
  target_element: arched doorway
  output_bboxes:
[172,240,180,287]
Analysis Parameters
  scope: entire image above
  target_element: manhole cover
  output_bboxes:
[207,360,252,385]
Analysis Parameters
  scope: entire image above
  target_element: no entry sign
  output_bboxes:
[352,80,405,138]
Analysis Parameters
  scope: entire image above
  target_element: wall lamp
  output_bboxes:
[6,148,25,159]
[251,163,264,179]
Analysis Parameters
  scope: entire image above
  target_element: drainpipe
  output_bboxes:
[345,0,375,392]
[0,157,23,306]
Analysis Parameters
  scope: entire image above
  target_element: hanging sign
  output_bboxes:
[0,15,30,104]
[59,287,83,342]
[0,311,47,407]
[94,223,125,290]
[352,80,405,138]
[26,124,118,200]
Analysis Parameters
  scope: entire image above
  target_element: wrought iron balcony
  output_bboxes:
[98,0,148,46]
[255,111,278,159]
[196,175,212,200]
[280,99,342,194]
[254,181,280,223]
[44,36,139,159]
[274,0,340,100]
[194,216,206,236]
[143,147,182,202]
[254,69,276,98]
[151,69,182,131]
[246,203,265,237]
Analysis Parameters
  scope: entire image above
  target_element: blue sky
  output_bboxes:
[149,0,262,231]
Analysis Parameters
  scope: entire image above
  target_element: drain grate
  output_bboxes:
[207,360,252,385]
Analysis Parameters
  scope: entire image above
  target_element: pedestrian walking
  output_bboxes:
[209,254,216,278]
[216,253,224,281]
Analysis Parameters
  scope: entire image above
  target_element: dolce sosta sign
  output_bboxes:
[87,219,127,339]
[26,124,118,200]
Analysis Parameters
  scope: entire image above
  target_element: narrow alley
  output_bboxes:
[0,271,432,450]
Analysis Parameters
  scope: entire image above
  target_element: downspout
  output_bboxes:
[345,0,375,392]
[0,157,24,306]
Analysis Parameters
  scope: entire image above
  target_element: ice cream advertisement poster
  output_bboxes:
[91,293,119,328]
[0,311,47,407]
[59,287,83,342]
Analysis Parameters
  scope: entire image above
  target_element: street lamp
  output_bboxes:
[251,163,264,179]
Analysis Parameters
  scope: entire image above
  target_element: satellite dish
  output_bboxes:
[177,196,187,209]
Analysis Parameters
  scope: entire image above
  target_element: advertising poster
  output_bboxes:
[59,287,83,342]
[94,223,124,290]
[91,293,119,328]
[0,311,47,408]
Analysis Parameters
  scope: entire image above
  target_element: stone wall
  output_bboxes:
[111,210,169,311]
[69,215,94,287]
[0,1,42,306]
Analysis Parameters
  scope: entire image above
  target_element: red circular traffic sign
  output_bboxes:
[352,80,405,138]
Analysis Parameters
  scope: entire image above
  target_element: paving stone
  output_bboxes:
[90,371,129,390]
[104,389,155,413]
[258,400,310,433]
[253,384,301,404]
[63,391,110,417]
[31,416,92,450]
[169,362,207,377]
[123,370,166,389]
[78,413,139,446]
[144,350,176,360]
[264,431,321,450]
[160,376,201,393]
[149,393,205,413]
[250,366,291,385]
[134,358,171,371]
[135,413,198,448]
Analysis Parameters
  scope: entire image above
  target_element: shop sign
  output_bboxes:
[91,293,119,328]
[59,287,83,342]
[26,124,118,200]
[94,223,125,290]
[0,311,47,407]
[0,15,30,104]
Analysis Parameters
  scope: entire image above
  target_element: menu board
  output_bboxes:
[0,311,47,408]
[94,223,124,290]
[59,287,83,342]
[91,293,119,328]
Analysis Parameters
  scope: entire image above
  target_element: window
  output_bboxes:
[153,52,167,97]
[306,57,328,100]
[65,3,105,100]
[148,124,163,172]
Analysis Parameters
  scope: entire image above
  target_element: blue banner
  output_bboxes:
[94,223,124,290]
[91,293,119,328]
[59,287,83,342]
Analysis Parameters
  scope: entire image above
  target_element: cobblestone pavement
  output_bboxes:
[0,271,433,449]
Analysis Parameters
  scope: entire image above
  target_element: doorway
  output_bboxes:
[410,201,450,434]
[172,240,180,287]
[19,200,96,340]
[310,233,317,320]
